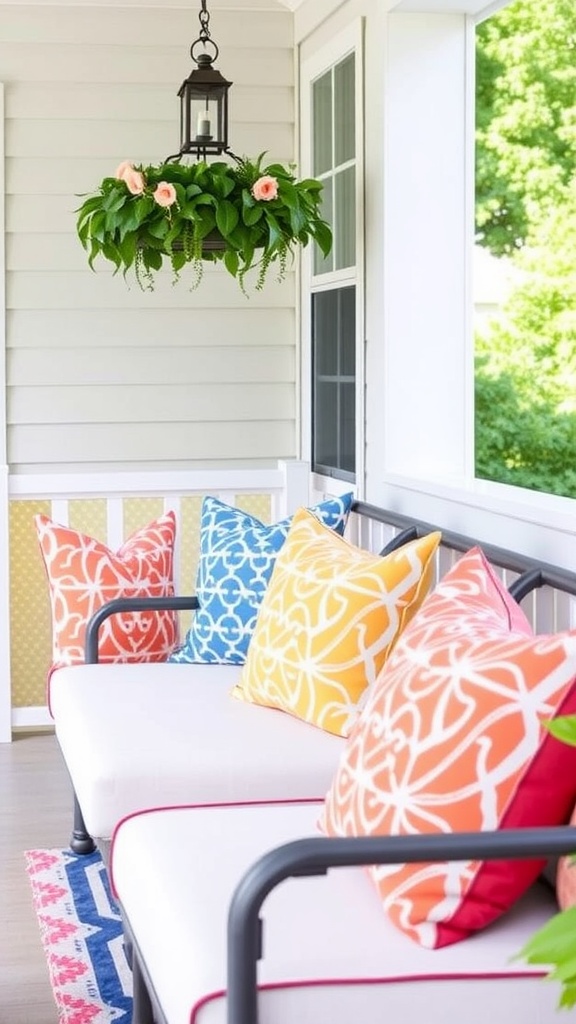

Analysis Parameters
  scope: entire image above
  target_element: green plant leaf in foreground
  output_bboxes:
[544,715,576,747]
[517,905,576,1008]
[516,712,576,1009]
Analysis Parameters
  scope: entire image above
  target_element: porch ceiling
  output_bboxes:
[277,0,507,16]
[0,0,506,14]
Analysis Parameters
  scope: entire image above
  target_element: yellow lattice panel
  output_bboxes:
[177,495,203,636]
[234,493,272,524]
[123,498,165,541]
[10,500,52,708]
[68,499,107,541]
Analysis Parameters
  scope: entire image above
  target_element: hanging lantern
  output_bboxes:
[176,0,233,160]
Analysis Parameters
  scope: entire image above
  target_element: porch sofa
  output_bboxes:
[48,501,576,1024]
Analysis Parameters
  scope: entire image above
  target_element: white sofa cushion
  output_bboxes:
[50,664,344,839]
[110,801,560,1024]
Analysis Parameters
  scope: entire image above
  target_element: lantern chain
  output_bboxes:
[198,1,211,44]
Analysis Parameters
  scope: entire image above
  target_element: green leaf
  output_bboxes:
[89,210,107,244]
[312,220,333,258]
[215,200,240,238]
[559,981,576,1009]
[102,189,128,214]
[195,207,216,237]
[277,181,299,211]
[548,954,576,984]
[297,178,324,192]
[264,210,283,250]
[117,232,137,269]
[223,249,239,278]
[192,194,217,208]
[75,195,106,218]
[77,217,92,248]
[101,241,122,270]
[87,239,102,271]
[143,248,163,272]
[544,716,576,747]
[133,197,155,227]
[170,249,187,272]
[146,218,170,240]
[220,174,237,199]
[288,201,309,236]
[173,183,187,207]
[164,223,184,249]
[518,905,576,967]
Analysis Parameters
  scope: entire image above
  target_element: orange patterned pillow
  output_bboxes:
[35,511,178,669]
[321,547,576,947]
[233,508,441,736]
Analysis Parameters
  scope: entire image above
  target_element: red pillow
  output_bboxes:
[321,547,576,948]
[36,511,178,670]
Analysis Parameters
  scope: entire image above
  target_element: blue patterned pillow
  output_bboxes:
[169,493,354,665]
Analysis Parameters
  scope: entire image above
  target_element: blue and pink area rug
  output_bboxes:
[24,848,132,1024]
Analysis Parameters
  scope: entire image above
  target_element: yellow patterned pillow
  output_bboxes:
[233,508,441,736]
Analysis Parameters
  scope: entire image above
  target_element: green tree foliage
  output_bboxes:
[476,0,576,255]
[475,182,576,497]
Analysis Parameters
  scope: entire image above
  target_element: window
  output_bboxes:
[312,286,356,478]
[474,0,576,499]
[302,30,363,486]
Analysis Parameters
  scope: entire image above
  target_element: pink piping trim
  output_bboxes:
[188,972,548,1024]
[109,799,323,898]
[46,662,64,718]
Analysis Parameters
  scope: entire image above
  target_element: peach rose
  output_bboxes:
[115,160,135,180]
[122,168,146,196]
[153,182,177,208]
[251,175,278,202]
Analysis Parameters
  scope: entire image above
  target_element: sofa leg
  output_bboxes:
[70,793,96,854]
[132,949,155,1024]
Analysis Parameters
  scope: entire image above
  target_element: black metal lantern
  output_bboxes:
[176,0,232,160]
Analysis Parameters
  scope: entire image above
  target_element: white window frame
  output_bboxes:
[376,8,576,568]
[299,20,365,498]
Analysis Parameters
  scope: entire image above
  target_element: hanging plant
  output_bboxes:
[76,153,333,293]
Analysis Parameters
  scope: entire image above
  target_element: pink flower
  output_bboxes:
[153,182,177,208]
[122,168,145,196]
[114,161,146,196]
[251,175,278,202]
[114,160,135,180]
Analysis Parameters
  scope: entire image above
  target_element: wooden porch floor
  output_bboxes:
[1,731,71,1024]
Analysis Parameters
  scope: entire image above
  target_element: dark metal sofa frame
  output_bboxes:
[64,499,576,1023]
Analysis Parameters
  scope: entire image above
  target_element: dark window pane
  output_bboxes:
[314,292,339,375]
[313,381,339,470]
[340,382,356,473]
[312,286,356,480]
[340,287,356,376]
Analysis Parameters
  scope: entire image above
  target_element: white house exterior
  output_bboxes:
[1,0,575,739]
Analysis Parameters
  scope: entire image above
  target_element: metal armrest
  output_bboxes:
[227,825,576,1024]
[84,595,200,664]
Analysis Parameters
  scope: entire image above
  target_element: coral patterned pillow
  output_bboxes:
[35,511,178,670]
[233,508,441,736]
[321,547,576,947]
